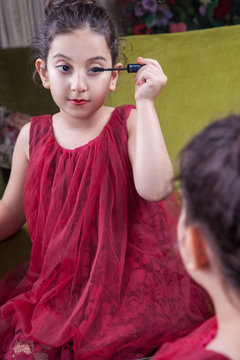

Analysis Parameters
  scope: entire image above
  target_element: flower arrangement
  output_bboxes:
[120,0,240,35]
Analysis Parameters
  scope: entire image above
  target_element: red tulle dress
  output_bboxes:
[0,105,211,359]
[151,316,230,360]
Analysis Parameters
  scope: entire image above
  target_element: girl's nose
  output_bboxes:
[71,72,87,93]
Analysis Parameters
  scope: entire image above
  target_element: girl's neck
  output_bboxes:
[52,106,114,150]
[56,106,110,129]
[206,291,240,360]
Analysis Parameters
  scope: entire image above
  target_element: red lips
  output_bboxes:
[70,99,89,106]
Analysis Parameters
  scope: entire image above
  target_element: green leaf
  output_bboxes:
[211,18,224,26]
[145,13,157,28]
[179,11,188,22]
[206,0,218,16]
[186,6,196,17]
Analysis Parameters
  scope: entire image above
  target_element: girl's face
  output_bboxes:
[36,28,121,121]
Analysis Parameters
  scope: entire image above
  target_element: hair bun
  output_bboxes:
[45,0,96,16]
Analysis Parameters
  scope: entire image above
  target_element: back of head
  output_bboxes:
[33,0,119,65]
[178,114,240,293]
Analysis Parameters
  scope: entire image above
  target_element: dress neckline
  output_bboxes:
[49,107,118,152]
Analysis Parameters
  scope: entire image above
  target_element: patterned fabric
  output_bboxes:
[4,327,73,359]
[0,105,211,359]
[151,316,230,360]
[0,107,31,169]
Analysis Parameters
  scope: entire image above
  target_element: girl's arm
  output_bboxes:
[127,57,174,201]
[0,123,30,241]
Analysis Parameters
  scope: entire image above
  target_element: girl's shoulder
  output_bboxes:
[16,115,49,161]
[29,114,52,137]
[152,317,230,360]
[109,105,136,132]
[102,105,136,136]
[118,104,136,136]
[112,105,136,119]
[30,114,52,125]
[19,121,31,137]
[17,122,31,160]
[28,114,52,157]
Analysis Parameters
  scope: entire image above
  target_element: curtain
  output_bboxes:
[0,0,45,48]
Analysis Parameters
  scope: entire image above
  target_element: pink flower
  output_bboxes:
[169,22,187,32]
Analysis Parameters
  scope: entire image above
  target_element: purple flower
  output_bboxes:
[199,4,206,16]
[134,2,146,17]
[142,0,158,13]
[156,3,173,26]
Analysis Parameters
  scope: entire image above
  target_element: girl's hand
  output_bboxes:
[134,57,167,102]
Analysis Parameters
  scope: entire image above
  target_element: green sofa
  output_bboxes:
[1,24,240,279]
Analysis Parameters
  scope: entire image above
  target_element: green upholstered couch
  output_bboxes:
[1,24,240,279]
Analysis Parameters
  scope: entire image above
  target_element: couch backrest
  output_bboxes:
[0,47,57,116]
[106,25,240,169]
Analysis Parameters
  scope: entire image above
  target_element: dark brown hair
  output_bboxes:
[32,0,120,71]
[178,114,240,291]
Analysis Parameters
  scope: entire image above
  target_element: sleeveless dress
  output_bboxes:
[0,105,211,359]
[151,316,230,360]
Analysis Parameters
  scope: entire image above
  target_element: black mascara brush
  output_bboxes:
[90,64,143,73]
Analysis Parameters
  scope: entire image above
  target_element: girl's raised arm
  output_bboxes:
[0,123,29,240]
[127,58,174,202]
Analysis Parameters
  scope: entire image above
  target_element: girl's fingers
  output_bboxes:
[137,57,163,72]
[135,68,158,85]
[135,64,167,86]
[136,58,166,81]
[134,58,167,99]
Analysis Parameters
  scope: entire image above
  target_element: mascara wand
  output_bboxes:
[90,64,143,73]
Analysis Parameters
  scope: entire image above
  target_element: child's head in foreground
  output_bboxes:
[178,114,240,303]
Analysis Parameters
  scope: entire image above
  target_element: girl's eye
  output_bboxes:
[57,65,70,73]
[88,67,102,74]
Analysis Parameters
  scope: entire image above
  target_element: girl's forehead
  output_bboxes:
[49,29,111,57]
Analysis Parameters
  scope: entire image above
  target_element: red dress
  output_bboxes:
[0,105,211,359]
[152,316,230,360]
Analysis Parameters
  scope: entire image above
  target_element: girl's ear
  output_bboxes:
[184,225,209,272]
[109,63,122,92]
[35,58,50,89]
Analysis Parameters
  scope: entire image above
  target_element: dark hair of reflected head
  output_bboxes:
[178,114,240,294]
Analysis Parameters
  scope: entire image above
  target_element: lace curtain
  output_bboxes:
[0,0,45,48]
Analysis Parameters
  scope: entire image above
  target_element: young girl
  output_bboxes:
[0,1,210,358]
[152,114,240,360]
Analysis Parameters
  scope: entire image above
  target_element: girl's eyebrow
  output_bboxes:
[53,53,72,60]
[87,56,107,62]
[52,54,107,62]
